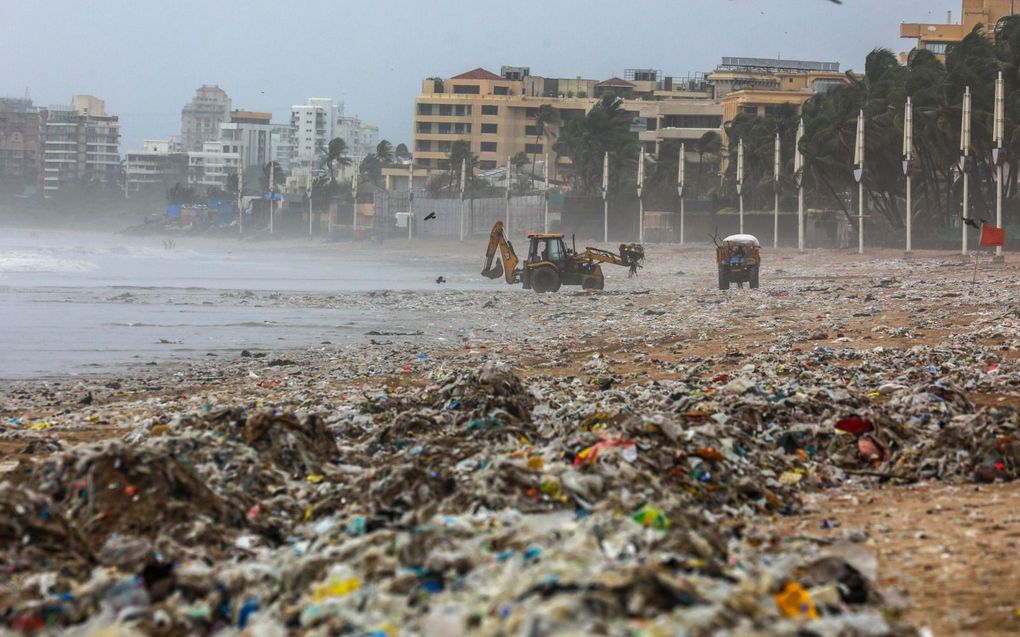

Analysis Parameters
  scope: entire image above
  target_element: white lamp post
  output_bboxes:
[853,109,865,254]
[961,86,972,257]
[903,96,913,256]
[795,118,804,251]
[736,138,744,234]
[678,143,685,244]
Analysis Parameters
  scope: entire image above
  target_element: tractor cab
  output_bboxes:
[527,233,570,266]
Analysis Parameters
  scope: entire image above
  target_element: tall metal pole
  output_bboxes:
[459,158,466,241]
[543,153,549,233]
[903,97,913,256]
[505,154,511,231]
[853,109,865,254]
[737,138,744,234]
[352,162,359,233]
[308,185,313,236]
[269,162,274,235]
[995,72,1005,261]
[637,146,645,243]
[408,158,414,240]
[678,143,685,244]
[238,167,244,234]
[773,131,780,249]
[961,86,971,256]
[795,118,804,251]
[602,151,609,243]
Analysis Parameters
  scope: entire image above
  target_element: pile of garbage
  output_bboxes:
[11,358,1004,635]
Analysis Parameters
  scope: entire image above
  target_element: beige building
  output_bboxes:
[0,98,40,189]
[38,95,120,194]
[901,0,1019,60]
[181,85,232,152]
[411,66,721,183]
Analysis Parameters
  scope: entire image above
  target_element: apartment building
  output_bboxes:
[218,111,273,169]
[0,97,40,189]
[187,141,240,190]
[181,85,232,152]
[125,139,188,194]
[901,0,1019,60]
[38,95,120,194]
[290,97,380,169]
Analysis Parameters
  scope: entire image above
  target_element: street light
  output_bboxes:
[736,138,744,234]
[960,85,972,257]
[903,96,913,257]
[853,109,865,254]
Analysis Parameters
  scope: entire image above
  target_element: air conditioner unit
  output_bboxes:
[395,211,412,228]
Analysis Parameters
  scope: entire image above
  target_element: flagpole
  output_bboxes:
[269,162,275,235]
[602,151,609,243]
[460,158,466,241]
[773,131,780,249]
[352,162,359,234]
[637,146,645,243]
[903,97,913,257]
[795,118,804,252]
[737,138,744,234]
[853,110,865,255]
[995,72,1005,262]
[543,153,549,233]
[408,158,414,240]
[961,86,971,257]
[678,143,685,245]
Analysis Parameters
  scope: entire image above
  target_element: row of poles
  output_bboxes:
[453,153,551,240]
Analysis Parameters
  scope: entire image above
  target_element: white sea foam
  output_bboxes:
[0,251,98,273]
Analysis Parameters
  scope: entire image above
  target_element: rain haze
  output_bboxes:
[4,2,1020,635]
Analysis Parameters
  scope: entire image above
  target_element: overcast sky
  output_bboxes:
[2,0,957,151]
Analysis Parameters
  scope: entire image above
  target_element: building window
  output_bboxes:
[481,123,497,134]
[661,115,723,129]
[454,123,471,134]
[479,160,497,170]
[493,86,509,95]
[454,105,471,116]
[525,107,538,118]
[453,84,480,94]
[525,125,539,136]
[417,103,433,115]
[925,41,948,54]
[437,159,450,170]
[417,122,432,133]
[416,140,432,151]
[482,105,498,115]
[438,122,452,134]
[439,104,453,116]
[480,141,497,152]
[438,140,452,152]
[525,143,543,154]
[742,106,758,115]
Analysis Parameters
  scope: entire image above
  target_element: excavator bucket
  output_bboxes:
[481,258,504,280]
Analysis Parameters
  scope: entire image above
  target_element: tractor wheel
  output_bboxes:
[718,268,730,290]
[532,267,561,293]
[749,266,760,289]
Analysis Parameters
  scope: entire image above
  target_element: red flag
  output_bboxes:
[980,225,1005,247]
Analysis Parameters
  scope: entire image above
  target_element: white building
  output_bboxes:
[187,141,239,189]
[271,124,296,171]
[290,97,380,169]
[218,111,273,169]
[125,139,187,194]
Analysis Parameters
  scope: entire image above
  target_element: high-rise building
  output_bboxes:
[291,98,341,165]
[0,97,40,190]
[271,124,297,172]
[125,139,188,194]
[181,85,231,152]
[218,110,274,169]
[339,115,378,163]
[38,95,120,194]
[188,141,240,190]
[901,0,1019,60]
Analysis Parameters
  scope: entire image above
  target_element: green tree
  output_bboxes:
[531,104,561,186]
[359,153,383,186]
[394,143,411,162]
[261,161,286,192]
[554,94,638,194]
[324,137,352,183]
[375,140,395,165]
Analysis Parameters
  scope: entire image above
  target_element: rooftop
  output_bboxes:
[451,68,504,81]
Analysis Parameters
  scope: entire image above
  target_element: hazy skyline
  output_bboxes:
[3,0,957,151]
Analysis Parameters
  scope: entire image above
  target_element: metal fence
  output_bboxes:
[373,191,545,238]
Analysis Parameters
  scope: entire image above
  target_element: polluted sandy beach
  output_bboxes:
[2,239,1019,637]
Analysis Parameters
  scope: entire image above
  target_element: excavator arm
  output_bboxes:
[481,221,520,284]
[578,243,645,277]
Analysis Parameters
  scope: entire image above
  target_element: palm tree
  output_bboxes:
[448,140,474,194]
[324,137,352,183]
[511,151,529,193]
[261,161,286,192]
[395,143,411,162]
[531,104,561,187]
[695,131,721,196]
[375,140,395,165]
[554,95,637,194]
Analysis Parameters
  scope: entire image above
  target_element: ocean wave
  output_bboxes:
[0,251,98,273]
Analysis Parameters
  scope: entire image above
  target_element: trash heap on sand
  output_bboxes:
[2,350,1017,636]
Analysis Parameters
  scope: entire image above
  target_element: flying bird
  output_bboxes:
[435,276,447,284]
[961,217,988,229]
[424,212,437,221]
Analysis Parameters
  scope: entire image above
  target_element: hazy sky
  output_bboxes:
[2,0,957,151]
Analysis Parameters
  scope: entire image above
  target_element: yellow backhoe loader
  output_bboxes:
[481,221,644,292]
